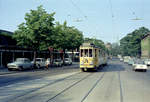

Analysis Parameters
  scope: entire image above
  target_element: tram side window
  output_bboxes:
[81,49,83,57]
[85,49,88,57]
[95,49,97,57]
[99,50,101,57]
[89,49,92,57]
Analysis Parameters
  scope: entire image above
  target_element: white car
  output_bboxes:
[7,58,33,71]
[53,59,63,67]
[144,59,150,66]
[64,58,72,65]
[133,61,147,72]
[120,58,123,61]
[32,58,46,68]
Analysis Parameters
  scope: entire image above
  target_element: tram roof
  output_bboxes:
[80,43,99,48]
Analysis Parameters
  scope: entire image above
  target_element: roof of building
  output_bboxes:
[142,33,150,40]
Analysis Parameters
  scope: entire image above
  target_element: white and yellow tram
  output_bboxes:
[80,43,107,71]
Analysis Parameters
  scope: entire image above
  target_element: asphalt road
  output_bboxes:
[0,60,150,102]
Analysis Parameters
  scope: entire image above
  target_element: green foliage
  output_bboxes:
[13,5,55,50]
[84,37,107,51]
[53,21,84,51]
[120,27,150,57]
[111,43,120,56]
[13,5,84,52]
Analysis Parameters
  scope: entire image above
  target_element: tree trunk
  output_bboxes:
[50,51,53,66]
[63,49,65,65]
[33,51,37,68]
[72,49,74,62]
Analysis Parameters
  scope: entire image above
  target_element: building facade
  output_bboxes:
[141,34,150,58]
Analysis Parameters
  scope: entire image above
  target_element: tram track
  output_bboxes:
[79,62,124,102]
[7,71,81,102]
[118,71,124,102]
[0,67,79,87]
[80,72,105,102]
[0,71,61,87]
[44,70,106,102]
[116,61,124,102]
[2,60,127,102]
[45,72,94,102]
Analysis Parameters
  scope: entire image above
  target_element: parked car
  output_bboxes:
[133,61,147,72]
[64,58,72,65]
[7,58,33,71]
[120,58,123,61]
[32,58,46,68]
[53,59,63,67]
[46,58,51,67]
[123,56,131,63]
[128,59,135,65]
[144,59,150,66]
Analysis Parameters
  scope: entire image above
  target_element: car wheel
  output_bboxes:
[19,66,24,71]
[8,68,12,71]
[37,65,40,69]
[30,65,34,70]
[60,65,62,67]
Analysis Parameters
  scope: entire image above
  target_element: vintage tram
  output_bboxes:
[80,43,107,71]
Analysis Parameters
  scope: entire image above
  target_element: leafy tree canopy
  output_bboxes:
[13,5,55,50]
[120,27,150,57]
[84,37,107,51]
[53,21,84,51]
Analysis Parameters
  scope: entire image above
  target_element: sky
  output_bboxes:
[0,0,150,43]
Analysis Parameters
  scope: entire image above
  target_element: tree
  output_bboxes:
[120,27,150,57]
[54,21,84,62]
[84,37,107,51]
[13,5,55,65]
[111,43,120,56]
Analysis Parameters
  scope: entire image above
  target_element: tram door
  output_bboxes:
[94,49,99,67]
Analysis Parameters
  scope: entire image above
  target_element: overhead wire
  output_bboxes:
[130,0,143,31]
[108,0,114,18]
[68,0,87,20]
[108,0,118,43]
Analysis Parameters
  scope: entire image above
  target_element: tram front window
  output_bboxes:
[81,49,83,57]
[89,49,92,57]
[84,49,88,57]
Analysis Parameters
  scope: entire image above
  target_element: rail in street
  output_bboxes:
[0,60,150,102]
